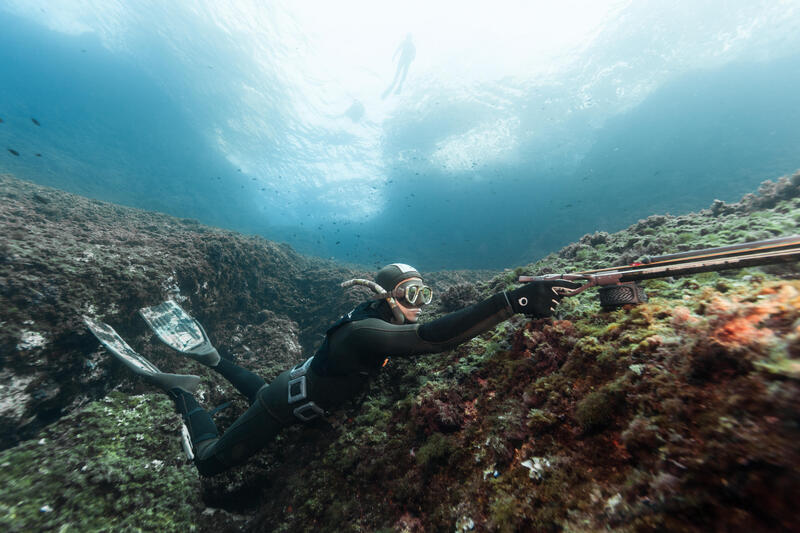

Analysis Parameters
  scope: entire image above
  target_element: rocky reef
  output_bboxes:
[1,171,799,531]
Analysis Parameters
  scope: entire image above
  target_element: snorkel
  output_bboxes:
[342,264,429,324]
[340,278,407,323]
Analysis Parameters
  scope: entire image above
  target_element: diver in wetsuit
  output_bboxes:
[89,263,576,476]
[382,34,416,98]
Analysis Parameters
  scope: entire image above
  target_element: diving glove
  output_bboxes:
[506,280,580,317]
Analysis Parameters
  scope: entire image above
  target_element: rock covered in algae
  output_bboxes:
[0,170,798,532]
[0,392,202,532]
[243,172,800,532]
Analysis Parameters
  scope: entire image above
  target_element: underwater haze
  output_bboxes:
[1,0,799,270]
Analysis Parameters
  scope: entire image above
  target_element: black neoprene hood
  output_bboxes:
[375,263,422,291]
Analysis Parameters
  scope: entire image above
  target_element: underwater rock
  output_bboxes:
[710,171,800,214]
[0,170,799,532]
[580,230,610,246]
[0,173,359,449]
[574,389,621,432]
[0,393,202,531]
[620,416,661,459]
[710,198,734,216]
[31,192,50,204]
[438,282,481,312]
[409,385,465,434]
[0,371,35,421]
[16,330,46,350]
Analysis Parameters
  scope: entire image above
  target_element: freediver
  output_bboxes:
[85,264,577,476]
[382,34,416,99]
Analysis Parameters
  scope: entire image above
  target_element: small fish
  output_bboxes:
[0,117,4,123]
[35,153,42,157]
[8,148,19,156]
[31,118,41,126]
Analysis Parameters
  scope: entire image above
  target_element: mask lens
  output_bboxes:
[401,283,432,306]
[419,286,433,305]
[406,285,420,304]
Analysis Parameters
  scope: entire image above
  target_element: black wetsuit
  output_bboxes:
[174,292,513,476]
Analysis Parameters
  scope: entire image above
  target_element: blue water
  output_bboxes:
[1,1,799,270]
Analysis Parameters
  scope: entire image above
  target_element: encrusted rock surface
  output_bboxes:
[0,173,356,448]
[1,171,799,532]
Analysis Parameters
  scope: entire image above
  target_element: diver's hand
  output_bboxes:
[506,280,581,317]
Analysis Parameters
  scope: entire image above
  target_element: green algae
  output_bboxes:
[755,343,800,379]
[574,388,622,432]
[415,433,454,467]
[0,392,201,532]
[526,408,557,431]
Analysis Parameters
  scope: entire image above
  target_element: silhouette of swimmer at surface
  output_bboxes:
[382,34,416,99]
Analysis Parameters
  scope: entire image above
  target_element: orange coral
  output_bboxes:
[713,316,774,347]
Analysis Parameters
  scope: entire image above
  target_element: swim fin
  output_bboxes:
[139,300,221,366]
[83,316,202,393]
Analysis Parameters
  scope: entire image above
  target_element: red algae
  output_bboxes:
[713,315,774,346]
[710,283,800,348]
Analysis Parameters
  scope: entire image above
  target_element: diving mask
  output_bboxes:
[394,280,433,307]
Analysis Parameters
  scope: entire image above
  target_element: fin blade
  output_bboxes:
[83,316,160,375]
[140,300,209,353]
